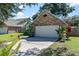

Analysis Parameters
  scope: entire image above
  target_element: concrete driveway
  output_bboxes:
[12,37,57,52]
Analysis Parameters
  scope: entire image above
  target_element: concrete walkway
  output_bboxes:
[12,37,56,52]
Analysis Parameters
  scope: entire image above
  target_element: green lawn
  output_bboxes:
[0,33,22,43]
[0,33,23,56]
[49,37,79,55]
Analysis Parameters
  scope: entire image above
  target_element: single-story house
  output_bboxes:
[65,18,79,36]
[0,18,28,34]
[69,26,79,36]
[0,21,8,34]
[32,10,67,38]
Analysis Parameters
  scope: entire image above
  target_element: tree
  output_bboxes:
[32,12,39,20]
[65,16,79,26]
[0,3,37,22]
[26,3,38,7]
[0,3,23,21]
[39,3,74,18]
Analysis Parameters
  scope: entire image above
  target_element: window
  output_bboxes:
[43,14,47,17]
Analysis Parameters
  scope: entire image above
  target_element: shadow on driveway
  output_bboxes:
[25,37,57,42]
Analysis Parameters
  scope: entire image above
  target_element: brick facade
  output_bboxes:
[8,26,22,33]
[32,11,65,26]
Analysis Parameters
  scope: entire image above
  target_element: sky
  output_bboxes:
[13,3,79,19]
[68,4,79,16]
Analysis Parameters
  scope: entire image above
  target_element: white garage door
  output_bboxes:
[35,25,59,38]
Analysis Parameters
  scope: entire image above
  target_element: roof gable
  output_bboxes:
[33,10,67,26]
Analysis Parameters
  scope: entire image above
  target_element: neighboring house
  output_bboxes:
[32,10,67,38]
[0,21,8,34]
[5,19,27,33]
[65,16,79,36]
[69,26,79,36]
[0,18,29,34]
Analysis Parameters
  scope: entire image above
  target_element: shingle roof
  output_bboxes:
[4,18,27,27]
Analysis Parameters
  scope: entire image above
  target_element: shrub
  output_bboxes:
[23,25,33,37]
[65,52,76,56]
[38,48,55,56]
[53,47,68,56]
[56,26,67,42]
[10,35,14,37]
[66,26,72,40]
[39,47,76,56]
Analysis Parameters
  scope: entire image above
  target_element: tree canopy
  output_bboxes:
[0,3,36,22]
[0,3,23,21]
[39,3,75,17]
[32,3,75,20]
[65,16,79,26]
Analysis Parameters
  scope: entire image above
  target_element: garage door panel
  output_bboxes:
[35,25,59,38]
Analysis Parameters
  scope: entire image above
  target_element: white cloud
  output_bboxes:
[19,5,23,9]
[69,3,79,7]
[17,12,24,16]
[12,12,27,19]
[32,13,36,16]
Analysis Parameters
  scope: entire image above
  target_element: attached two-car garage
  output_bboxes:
[32,10,66,39]
[35,25,59,38]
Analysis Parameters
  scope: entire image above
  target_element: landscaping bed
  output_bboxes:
[49,37,79,55]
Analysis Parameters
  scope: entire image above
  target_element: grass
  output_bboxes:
[49,37,79,55]
[0,33,22,43]
[0,33,22,56]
